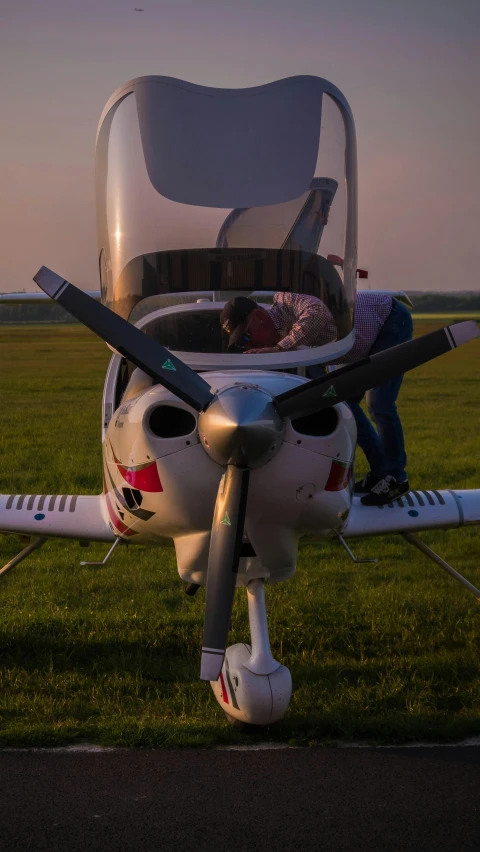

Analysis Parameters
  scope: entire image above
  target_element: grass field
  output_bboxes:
[0,320,479,748]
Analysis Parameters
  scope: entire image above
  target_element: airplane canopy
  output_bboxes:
[96,75,358,364]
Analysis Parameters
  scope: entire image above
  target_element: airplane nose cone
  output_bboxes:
[198,385,284,467]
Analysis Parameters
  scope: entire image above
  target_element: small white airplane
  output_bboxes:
[1,75,479,727]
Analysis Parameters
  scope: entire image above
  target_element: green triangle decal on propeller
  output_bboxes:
[322,385,337,398]
[220,512,231,526]
[162,359,176,371]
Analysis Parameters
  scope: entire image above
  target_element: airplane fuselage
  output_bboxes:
[103,370,357,585]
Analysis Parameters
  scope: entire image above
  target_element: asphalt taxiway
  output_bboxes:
[1,745,479,851]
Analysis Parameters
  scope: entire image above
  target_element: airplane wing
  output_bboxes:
[0,493,114,542]
[340,489,480,598]
[343,489,480,538]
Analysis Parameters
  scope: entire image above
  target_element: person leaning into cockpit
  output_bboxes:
[220,292,413,508]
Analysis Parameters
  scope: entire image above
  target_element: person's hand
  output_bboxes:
[244,346,281,354]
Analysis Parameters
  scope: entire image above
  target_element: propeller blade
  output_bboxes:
[275,320,479,420]
[33,266,214,413]
[201,465,250,681]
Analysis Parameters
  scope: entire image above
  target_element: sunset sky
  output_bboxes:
[2,0,479,293]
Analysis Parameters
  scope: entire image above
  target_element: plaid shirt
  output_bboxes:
[271,291,393,362]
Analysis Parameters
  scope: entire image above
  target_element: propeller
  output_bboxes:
[274,320,479,420]
[200,465,250,681]
[33,267,214,413]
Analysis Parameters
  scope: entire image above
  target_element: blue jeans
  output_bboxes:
[347,299,413,481]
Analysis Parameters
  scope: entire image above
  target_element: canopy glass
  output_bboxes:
[96,76,358,364]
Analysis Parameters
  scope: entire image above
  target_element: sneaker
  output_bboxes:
[354,472,383,494]
[360,475,410,507]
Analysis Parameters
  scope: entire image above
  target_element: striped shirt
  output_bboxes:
[271,291,393,362]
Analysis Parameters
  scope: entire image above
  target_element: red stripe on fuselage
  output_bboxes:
[110,442,163,493]
[219,672,229,704]
[117,462,163,492]
[325,460,352,492]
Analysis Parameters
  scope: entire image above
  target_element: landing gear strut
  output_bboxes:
[403,532,480,599]
[0,536,46,578]
[210,578,292,726]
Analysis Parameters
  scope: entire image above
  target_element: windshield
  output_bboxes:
[96,75,358,361]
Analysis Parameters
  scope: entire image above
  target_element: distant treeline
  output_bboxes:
[1,291,480,323]
[0,303,78,323]
[406,292,480,311]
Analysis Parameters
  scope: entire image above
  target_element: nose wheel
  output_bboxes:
[210,578,292,726]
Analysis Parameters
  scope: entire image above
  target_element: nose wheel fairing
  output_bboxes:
[211,644,293,726]
[210,579,292,726]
